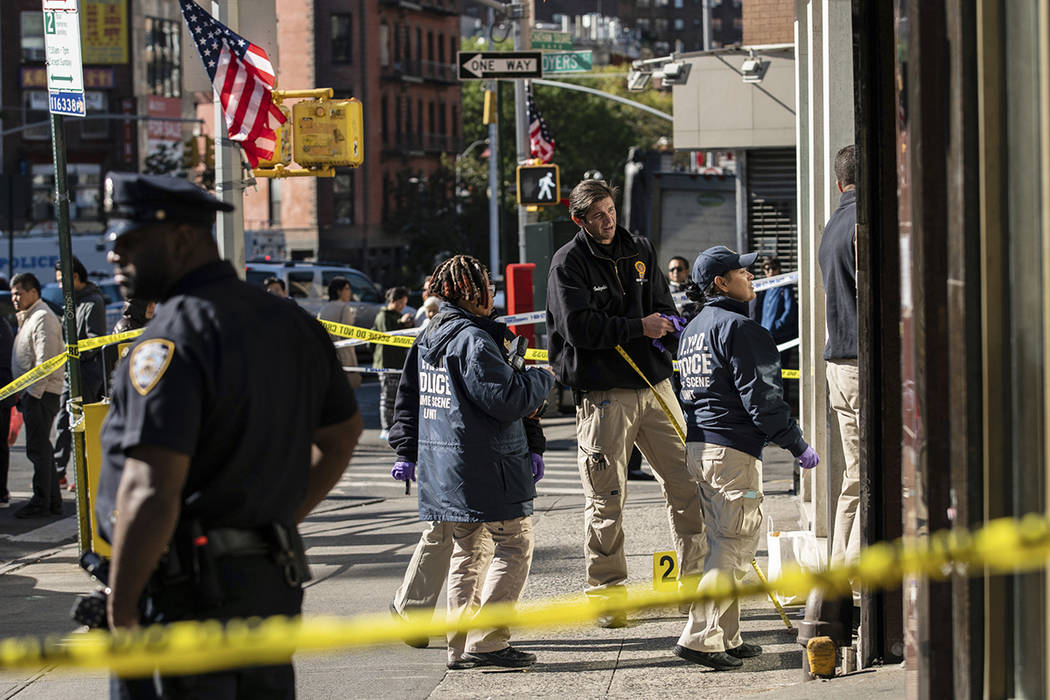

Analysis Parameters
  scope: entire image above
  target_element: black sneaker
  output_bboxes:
[726,642,762,659]
[627,469,656,481]
[0,491,10,507]
[446,658,479,670]
[389,602,429,649]
[14,502,49,519]
[464,646,536,668]
[673,644,743,670]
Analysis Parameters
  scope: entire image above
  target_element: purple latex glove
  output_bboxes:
[652,314,687,353]
[661,313,687,335]
[391,461,416,482]
[531,453,545,482]
[798,446,820,470]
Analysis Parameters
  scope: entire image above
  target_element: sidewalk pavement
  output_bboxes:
[0,379,904,699]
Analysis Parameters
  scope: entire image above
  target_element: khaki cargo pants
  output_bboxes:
[575,380,707,601]
[679,443,763,653]
[445,517,533,664]
[393,521,495,615]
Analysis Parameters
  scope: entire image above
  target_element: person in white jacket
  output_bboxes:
[10,273,64,518]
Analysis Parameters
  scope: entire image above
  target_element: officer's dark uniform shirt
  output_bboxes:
[96,261,357,542]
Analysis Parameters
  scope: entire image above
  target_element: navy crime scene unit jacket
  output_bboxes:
[96,261,357,542]
[677,295,808,460]
[388,302,553,523]
[546,226,679,391]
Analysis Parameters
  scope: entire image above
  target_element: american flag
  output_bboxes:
[178,0,286,167]
[526,83,555,163]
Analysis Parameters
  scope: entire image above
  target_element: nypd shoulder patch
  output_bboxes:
[129,339,175,396]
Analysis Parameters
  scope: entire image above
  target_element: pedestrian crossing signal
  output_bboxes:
[517,164,560,206]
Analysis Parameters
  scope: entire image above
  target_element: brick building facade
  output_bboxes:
[741,0,795,45]
[236,0,462,279]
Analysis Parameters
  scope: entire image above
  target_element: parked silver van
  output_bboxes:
[244,261,384,328]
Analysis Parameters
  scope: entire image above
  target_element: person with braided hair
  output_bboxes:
[388,255,554,670]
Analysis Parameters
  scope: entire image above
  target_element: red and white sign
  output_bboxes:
[146,96,183,141]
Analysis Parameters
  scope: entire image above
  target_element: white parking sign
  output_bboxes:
[42,2,86,117]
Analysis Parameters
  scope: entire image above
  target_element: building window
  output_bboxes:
[674,18,685,31]
[22,91,50,141]
[381,96,389,145]
[331,13,352,63]
[655,0,669,6]
[451,105,458,142]
[428,31,434,61]
[450,36,457,62]
[438,33,445,64]
[31,164,101,223]
[416,28,422,61]
[145,17,181,97]
[428,101,435,138]
[268,179,282,226]
[21,11,45,61]
[417,99,424,143]
[638,0,650,7]
[82,92,108,139]
[638,18,651,33]
[393,23,401,63]
[654,18,669,34]
[333,171,354,225]
[380,23,389,66]
[674,0,684,6]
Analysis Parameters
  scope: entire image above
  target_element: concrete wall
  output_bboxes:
[672,54,796,150]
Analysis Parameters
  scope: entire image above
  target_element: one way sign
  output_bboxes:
[458,52,543,80]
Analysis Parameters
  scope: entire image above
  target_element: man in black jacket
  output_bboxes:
[818,145,861,584]
[53,257,106,487]
[546,179,706,627]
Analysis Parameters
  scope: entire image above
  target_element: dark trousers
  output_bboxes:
[0,405,10,497]
[54,373,103,474]
[111,554,303,700]
[379,374,399,431]
[23,392,60,509]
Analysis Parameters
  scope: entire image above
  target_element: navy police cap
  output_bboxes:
[691,246,759,290]
[103,172,233,240]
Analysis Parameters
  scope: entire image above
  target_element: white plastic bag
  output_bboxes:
[766,516,826,606]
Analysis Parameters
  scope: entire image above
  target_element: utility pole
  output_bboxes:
[513,0,534,265]
[212,0,245,274]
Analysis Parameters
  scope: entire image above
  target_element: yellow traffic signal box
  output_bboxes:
[257,104,292,168]
[292,98,363,167]
[517,163,560,206]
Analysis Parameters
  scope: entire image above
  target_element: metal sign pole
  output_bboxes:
[49,112,89,554]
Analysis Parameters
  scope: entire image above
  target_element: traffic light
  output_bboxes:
[516,164,560,206]
[257,104,292,168]
[292,98,363,167]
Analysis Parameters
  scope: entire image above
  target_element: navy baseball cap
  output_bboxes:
[103,172,233,240]
[691,246,760,289]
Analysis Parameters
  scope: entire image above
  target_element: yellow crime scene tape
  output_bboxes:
[2,513,1050,676]
[0,329,146,405]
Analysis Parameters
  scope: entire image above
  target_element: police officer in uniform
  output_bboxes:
[95,173,362,698]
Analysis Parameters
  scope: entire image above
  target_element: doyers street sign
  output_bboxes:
[458,52,543,80]
[542,51,593,74]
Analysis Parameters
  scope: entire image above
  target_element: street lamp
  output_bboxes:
[455,138,489,213]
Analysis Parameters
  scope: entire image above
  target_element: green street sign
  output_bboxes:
[531,30,573,50]
[541,51,594,74]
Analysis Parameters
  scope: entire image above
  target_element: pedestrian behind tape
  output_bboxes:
[373,286,414,441]
[94,172,362,699]
[317,276,362,391]
[10,272,64,519]
[545,178,707,627]
[388,254,554,670]
[672,246,819,671]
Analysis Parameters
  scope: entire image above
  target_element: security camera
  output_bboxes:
[741,57,770,84]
